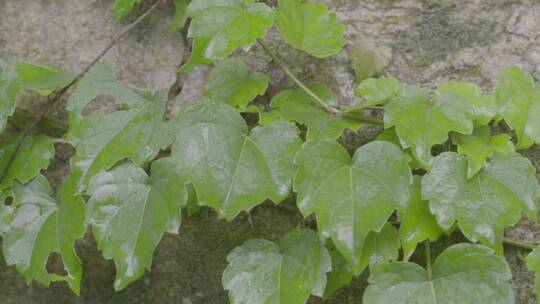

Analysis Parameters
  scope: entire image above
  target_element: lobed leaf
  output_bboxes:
[223,228,331,304]
[16,61,74,96]
[0,59,20,132]
[438,81,496,125]
[355,76,400,107]
[363,244,514,303]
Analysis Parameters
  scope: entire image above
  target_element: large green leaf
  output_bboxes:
[437,81,496,125]
[172,100,301,220]
[494,66,540,149]
[65,63,174,191]
[1,174,85,294]
[86,162,185,290]
[452,125,514,178]
[16,61,74,96]
[295,140,412,273]
[203,58,269,109]
[526,246,540,303]
[398,176,442,261]
[363,244,514,303]
[422,152,538,252]
[275,0,345,57]
[223,228,331,304]
[181,0,274,71]
[384,89,474,168]
[260,85,360,140]
[0,59,20,132]
[0,134,55,190]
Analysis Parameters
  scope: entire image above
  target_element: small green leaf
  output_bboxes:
[1,174,85,294]
[203,58,269,109]
[452,125,514,178]
[223,228,331,304]
[385,89,474,168]
[16,61,74,96]
[0,59,20,132]
[260,85,360,140]
[494,66,540,149]
[398,176,442,261]
[112,0,140,19]
[363,243,514,303]
[275,0,345,57]
[422,152,538,252]
[181,0,274,71]
[438,81,496,125]
[526,246,540,303]
[295,140,412,273]
[355,76,400,106]
[172,101,301,220]
[0,134,55,190]
[169,0,189,31]
[86,162,184,290]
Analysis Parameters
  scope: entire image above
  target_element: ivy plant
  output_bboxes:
[1,0,540,303]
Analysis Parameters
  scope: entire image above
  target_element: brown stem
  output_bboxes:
[0,0,164,183]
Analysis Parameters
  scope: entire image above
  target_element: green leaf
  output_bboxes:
[172,100,301,220]
[438,81,496,125]
[16,61,74,96]
[223,228,331,304]
[355,76,400,106]
[1,174,85,294]
[398,176,442,260]
[0,134,55,190]
[452,125,514,178]
[181,0,274,71]
[323,244,353,298]
[112,0,140,19]
[203,58,269,109]
[295,140,412,273]
[422,152,538,252]
[275,0,345,57]
[494,66,540,149]
[260,85,360,140]
[169,0,189,31]
[86,162,185,290]
[66,63,174,190]
[376,127,422,170]
[0,59,20,132]
[385,90,474,168]
[363,243,514,303]
[526,246,540,303]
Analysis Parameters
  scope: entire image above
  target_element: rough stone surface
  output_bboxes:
[1,0,540,303]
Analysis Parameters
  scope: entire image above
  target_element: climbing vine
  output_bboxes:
[1,0,540,303]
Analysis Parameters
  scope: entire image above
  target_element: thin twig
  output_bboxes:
[504,237,538,251]
[256,38,384,125]
[0,0,164,183]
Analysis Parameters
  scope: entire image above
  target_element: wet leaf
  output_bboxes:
[0,59,20,132]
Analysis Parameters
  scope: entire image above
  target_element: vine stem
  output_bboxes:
[424,240,432,280]
[0,0,166,184]
[256,38,383,125]
[504,237,538,251]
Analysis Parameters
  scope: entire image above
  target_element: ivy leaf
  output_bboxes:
[422,152,538,252]
[203,58,269,109]
[363,243,514,303]
[169,0,189,31]
[223,228,331,304]
[355,76,400,107]
[323,244,353,299]
[86,162,185,290]
[66,64,174,190]
[437,81,496,125]
[452,125,514,178]
[1,174,85,294]
[16,61,74,96]
[495,66,540,149]
[376,127,422,170]
[0,134,55,190]
[296,140,412,274]
[112,0,140,19]
[260,85,360,140]
[180,0,274,71]
[385,89,474,168]
[172,100,301,220]
[0,59,20,132]
[275,0,345,57]
[526,246,540,303]
[398,176,442,261]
